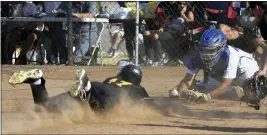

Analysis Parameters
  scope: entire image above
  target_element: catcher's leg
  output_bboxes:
[9,69,48,106]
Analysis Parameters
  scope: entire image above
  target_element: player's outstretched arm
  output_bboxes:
[180,78,233,103]
[177,73,196,92]
[169,73,196,97]
[138,97,168,115]
[209,78,233,98]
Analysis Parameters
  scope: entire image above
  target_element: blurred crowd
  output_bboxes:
[1,1,102,65]
[1,1,266,67]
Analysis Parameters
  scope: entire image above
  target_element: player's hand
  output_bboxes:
[180,90,211,103]
[72,13,79,17]
[254,69,267,79]
[52,10,57,13]
[180,6,187,14]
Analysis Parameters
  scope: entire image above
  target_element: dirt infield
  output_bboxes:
[2,65,267,134]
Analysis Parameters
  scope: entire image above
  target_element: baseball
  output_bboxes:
[169,89,179,97]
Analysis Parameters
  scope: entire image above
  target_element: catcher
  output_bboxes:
[169,28,267,110]
[8,64,157,113]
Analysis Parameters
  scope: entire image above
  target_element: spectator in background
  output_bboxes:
[200,1,230,22]
[193,1,242,41]
[96,2,109,40]
[163,1,194,61]
[178,1,195,23]
[44,1,68,64]
[117,1,138,61]
[55,2,98,65]
[18,1,45,64]
[251,2,267,40]
[107,23,124,58]
[3,2,43,65]
[142,1,167,66]
[218,2,248,41]
[238,5,266,65]
[250,2,267,78]
[44,2,61,14]
[143,1,194,66]
[1,1,24,64]
[117,1,150,63]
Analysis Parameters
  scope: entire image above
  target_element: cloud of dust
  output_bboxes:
[96,97,164,123]
[2,95,164,134]
[2,96,95,134]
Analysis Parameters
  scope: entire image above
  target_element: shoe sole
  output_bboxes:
[76,69,86,81]
[9,69,43,85]
[70,69,86,97]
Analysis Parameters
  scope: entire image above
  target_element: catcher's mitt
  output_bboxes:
[180,89,211,103]
[241,75,267,110]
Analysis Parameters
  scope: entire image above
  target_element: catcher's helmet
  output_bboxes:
[117,64,142,85]
[198,29,227,68]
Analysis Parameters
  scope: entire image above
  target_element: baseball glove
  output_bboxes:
[180,89,211,103]
[240,75,267,110]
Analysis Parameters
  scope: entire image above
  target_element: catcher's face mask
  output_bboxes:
[199,44,225,68]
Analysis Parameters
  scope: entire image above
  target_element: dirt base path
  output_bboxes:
[2,65,266,134]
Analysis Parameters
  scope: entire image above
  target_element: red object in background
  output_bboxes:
[205,6,238,20]
[227,6,238,20]
[254,5,265,21]
[205,8,222,14]
[156,7,166,27]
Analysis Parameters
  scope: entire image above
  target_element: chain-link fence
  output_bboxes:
[1,1,266,67]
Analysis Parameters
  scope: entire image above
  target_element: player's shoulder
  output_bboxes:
[227,45,250,54]
[227,45,253,58]
[122,83,145,92]
[103,76,117,84]
[227,45,240,53]
[219,45,241,64]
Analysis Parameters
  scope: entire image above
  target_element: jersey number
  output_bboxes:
[108,78,132,87]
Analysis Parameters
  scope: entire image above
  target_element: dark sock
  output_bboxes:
[30,78,49,105]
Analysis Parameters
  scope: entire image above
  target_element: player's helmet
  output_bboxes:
[117,64,142,85]
[198,29,227,68]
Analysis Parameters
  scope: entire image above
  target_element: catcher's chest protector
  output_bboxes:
[208,50,230,82]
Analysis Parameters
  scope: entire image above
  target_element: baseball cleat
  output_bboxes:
[69,69,89,97]
[9,69,43,85]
